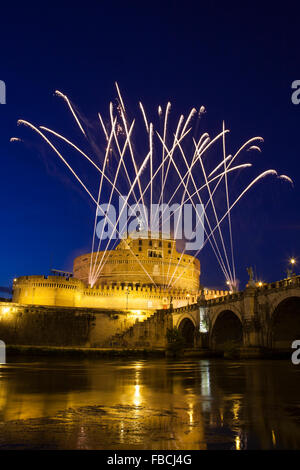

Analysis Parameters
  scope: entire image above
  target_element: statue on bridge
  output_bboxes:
[247,266,254,281]
[197,288,206,306]
[246,266,256,288]
[286,268,293,279]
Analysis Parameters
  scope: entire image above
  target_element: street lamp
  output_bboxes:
[290,258,296,275]
[226,280,234,291]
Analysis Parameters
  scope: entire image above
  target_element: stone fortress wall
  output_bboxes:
[0,301,153,348]
[12,275,226,311]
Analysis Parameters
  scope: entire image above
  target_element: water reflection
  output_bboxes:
[0,358,299,449]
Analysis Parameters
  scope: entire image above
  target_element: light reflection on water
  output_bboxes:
[0,358,299,449]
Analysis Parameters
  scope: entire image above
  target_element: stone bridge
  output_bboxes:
[171,275,300,353]
[1,275,299,355]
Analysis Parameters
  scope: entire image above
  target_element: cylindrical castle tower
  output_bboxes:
[73,233,200,291]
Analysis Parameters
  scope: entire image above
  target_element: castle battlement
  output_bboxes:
[12,273,199,310]
[12,274,228,312]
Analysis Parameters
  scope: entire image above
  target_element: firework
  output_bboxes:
[13,84,293,289]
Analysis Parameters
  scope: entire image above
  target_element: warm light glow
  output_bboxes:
[258,281,263,287]
[199,308,209,333]
[133,384,141,407]
[232,400,240,421]
[235,435,241,450]
[188,403,194,425]
[127,310,148,322]
[290,258,296,265]
[201,361,211,396]
[219,408,224,425]
[1,307,10,315]
[131,310,142,315]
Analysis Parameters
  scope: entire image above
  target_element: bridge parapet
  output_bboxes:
[204,276,300,307]
[205,291,244,306]
[260,275,300,291]
[170,303,199,314]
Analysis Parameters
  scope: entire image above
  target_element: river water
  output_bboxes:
[0,357,299,450]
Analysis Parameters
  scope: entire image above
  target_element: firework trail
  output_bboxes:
[13,84,293,289]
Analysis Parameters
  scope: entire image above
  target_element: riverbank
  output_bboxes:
[6,345,166,358]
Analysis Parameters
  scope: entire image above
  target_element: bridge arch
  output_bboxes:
[177,316,196,347]
[270,296,300,349]
[210,309,243,351]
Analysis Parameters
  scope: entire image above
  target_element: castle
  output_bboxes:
[3,233,298,353]
[12,233,226,313]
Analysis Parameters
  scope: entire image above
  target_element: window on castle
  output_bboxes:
[148,249,162,258]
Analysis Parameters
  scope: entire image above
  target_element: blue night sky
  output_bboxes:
[0,1,299,293]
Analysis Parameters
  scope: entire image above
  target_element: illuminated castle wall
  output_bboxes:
[12,275,201,311]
